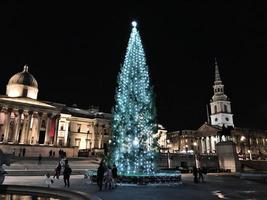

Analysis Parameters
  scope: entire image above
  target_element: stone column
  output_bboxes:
[14,109,23,144]
[53,115,60,146]
[209,136,212,153]
[197,137,201,153]
[30,112,39,144]
[201,137,205,154]
[35,112,43,144]
[64,120,70,147]
[3,108,12,143]
[44,113,52,145]
[20,112,28,143]
[24,111,33,144]
[204,137,207,154]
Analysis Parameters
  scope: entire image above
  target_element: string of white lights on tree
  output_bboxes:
[110,21,158,175]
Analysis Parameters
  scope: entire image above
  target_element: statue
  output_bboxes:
[0,149,10,184]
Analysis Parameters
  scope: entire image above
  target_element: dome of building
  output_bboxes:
[6,65,39,99]
[8,65,38,88]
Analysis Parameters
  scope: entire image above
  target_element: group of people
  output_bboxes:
[49,150,56,158]
[97,160,118,191]
[44,158,72,188]
[192,166,207,183]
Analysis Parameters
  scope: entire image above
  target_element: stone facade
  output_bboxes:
[0,66,112,157]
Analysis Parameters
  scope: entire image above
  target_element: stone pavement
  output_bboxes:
[3,156,100,175]
[3,173,267,200]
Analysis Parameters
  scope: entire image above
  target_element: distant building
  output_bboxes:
[0,66,111,156]
[167,59,267,158]
[154,124,168,151]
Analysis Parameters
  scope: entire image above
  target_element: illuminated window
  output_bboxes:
[75,138,81,147]
[77,124,81,132]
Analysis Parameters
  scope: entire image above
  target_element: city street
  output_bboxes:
[3,173,267,200]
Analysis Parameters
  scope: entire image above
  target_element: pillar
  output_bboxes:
[44,113,52,145]
[30,112,39,144]
[53,115,60,146]
[14,109,23,144]
[24,111,33,144]
[35,112,43,144]
[64,120,70,147]
[204,137,208,153]
[20,113,28,143]
[201,137,205,154]
[209,136,212,153]
[3,108,12,143]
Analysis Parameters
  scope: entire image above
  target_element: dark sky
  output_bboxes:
[0,1,266,131]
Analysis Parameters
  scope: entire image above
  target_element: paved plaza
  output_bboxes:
[3,173,267,200]
[2,158,267,199]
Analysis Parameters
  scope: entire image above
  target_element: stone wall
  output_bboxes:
[0,144,79,158]
[216,141,240,172]
[156,153,219,169]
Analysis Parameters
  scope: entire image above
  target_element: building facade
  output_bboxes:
[166,60,267,159]
[0,66,112,156]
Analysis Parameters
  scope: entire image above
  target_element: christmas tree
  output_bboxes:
[110,21,157,175]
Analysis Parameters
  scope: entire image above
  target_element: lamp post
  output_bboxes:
[166,139,170,168]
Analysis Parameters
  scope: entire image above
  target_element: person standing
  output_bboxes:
[192,166,198,183]
[38,154,42,165]
[22,148,26,157]
[63,163,72,187]
[49,150,52,158]
[198,167,204,183]
[112,164,118,188]
[96,162,105,191]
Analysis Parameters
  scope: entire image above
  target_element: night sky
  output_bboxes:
[0,1,266,131]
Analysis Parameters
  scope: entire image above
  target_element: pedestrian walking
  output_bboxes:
[112,164,118,188]
[38,154,42,165]
[201,166,207,182]
[52,151,55,158]
[96,161,105,191]
[63,163,72,187]
[49,150,52,158]
[104,166,112,190]
[198,167,204,183]
[22,148,26,157]
[192,166,198,183]
[53,163,61,179]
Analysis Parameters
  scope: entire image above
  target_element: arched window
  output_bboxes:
[214,105,217,113]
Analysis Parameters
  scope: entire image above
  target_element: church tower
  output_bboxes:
[210,59,234,127]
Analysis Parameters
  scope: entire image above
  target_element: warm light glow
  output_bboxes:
[248,150,251,153]
[240,136,246,141]
[193,142,197,146]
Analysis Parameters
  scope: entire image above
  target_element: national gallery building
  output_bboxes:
[0,66,112,157]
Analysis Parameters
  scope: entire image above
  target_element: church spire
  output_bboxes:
[210,58,234,128]
[214,58,222,84]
